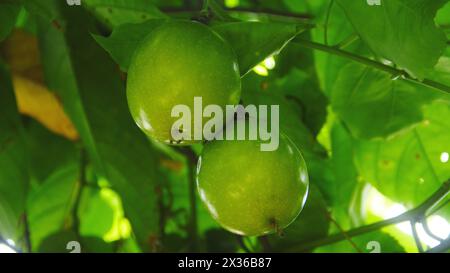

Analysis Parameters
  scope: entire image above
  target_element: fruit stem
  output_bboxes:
[179,147,199,252]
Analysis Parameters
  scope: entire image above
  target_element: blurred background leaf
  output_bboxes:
[0,62,29,247]
[0,0,22,42]
[30,2,163,251]
[93,19,168,72]
[354,101,450,217]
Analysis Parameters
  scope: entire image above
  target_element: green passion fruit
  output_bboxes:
[196,124,309,236]
[126,20,241,144]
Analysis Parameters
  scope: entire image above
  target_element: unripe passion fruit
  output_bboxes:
[196,129,309,236]
[126,20,241,144]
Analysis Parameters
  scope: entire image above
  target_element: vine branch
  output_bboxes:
[426,236,450,253]
[286,180,450,252]
[410,221,424,253]
[293,39,450,95]
[163,4,450,96]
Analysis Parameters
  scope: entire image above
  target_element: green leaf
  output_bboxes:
[78,187,115,239]
[241,65,328,136]
[212,22,303,76]
[327,122,359,228]
[24,120,79,250]
[428,57,450,87]
[311,1,369,96]
[38,230,113,253]
[354,101,450,210]
[241,86,324,160]
[436,1,450,25]
[27,165,78,251]
[273,32,329,136]
[0,63,29,243]
[35,5,161,251]
[315,230,405,253]
[93,19,168,71]
[204,229,239,253]
[332,63,441,139]
[23,0,59,22]
[0,0,22,41]
[83,0,168,28]
[24,120,79,184]
[336,0,448,79]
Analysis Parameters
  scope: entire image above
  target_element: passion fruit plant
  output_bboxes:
[0,0,449,253]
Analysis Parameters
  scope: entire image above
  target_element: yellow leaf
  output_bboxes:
[3,29,79,141]
[13,74,79,141]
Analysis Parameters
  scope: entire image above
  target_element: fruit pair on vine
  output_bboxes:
[126,20,309,236]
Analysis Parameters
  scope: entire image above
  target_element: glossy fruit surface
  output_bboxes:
[196,132,309,236]
[126,20,241,144]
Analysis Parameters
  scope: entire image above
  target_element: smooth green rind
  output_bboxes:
[127,20,241,144]
[196,133,309,236]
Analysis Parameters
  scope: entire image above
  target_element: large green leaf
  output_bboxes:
[0,63,29,243]
[436,1,450,25]
[34,4,161,251]
[332,63,442,139]
[78,187,115,239]
[0,0,22,41]
[24,120,79,250]
[240,65,328,136]
[93,19,168,71]
[27,165,78,251]
[272,31,329,136]
[327,122,359,228]
[25,120,79,184]
[240,86,324,160]
[311,0,368,97]
[212,22,303,76]
[354,101,450,210]
[336,0,448,79]
[83,0,168,28]
[23,0,58,23]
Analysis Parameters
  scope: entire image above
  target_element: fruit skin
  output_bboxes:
[196,132,309,236]
[126,20,241,144]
